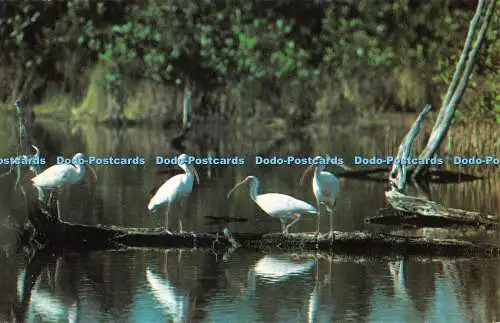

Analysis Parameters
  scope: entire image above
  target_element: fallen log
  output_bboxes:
[367,189,499,229]
[28,221,500,257]
[14,197,497,257]
[368,208,498,229]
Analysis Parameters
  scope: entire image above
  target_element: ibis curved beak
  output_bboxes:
[86,164,98,182]
[190,165,200,185]
[31,145,40,155]
[299,164,314,186]
[226,179,247,199]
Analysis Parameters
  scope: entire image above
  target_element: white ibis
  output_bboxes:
[227,176,317,234]
[300,155,340,237]
[148,154,200,233]
[31,153,97,220]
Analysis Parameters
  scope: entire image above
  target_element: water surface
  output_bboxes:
[0,114,498,322]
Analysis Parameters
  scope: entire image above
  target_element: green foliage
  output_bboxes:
[0,0,497,123]
[84,1,319,88]
[321,3,397,79]
[0,1,126,102]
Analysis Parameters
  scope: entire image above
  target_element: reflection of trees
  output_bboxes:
[3,247,499,321]
[427,260,500,322]
[14,250,83,322]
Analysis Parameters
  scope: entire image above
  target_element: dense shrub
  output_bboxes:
[0,0,497,122]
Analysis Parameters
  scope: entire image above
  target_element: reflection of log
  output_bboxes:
[368,191,498,229]
[19,198,500,257]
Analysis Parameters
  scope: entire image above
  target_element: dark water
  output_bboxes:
[0,114,499,322]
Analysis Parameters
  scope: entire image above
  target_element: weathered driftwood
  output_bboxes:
[371,190,498,229]
[369,208,498,229]
[377,182,498,230]
[385,191,497,223]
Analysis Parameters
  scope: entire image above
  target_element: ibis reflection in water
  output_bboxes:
[300,155,340,237]
[145,267,189,322]
[206,253,327,322]
[17,269,78,323]
[252,254,334,322]
[30,152,97,220]
[252,254,317,283]
[147,153,200,233]
[227,176,317,234]
[387,260,409,300]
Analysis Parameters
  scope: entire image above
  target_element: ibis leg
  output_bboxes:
[327,201,336,239]
[47,191,54,205]
[37,187,45,201]
[179,199,186,233]
[284,214,302,234]
[316,203,321,235]
[56,199,62,221]
[164,207,172,234]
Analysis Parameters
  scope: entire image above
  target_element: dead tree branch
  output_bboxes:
[389,104,432,192]
[414,0,496,177]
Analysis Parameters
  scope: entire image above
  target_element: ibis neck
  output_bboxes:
[314,166,322,179]
[183,165,191,176]
[249,180,259,201]
[73,163,85,177]
[185,165,196,181]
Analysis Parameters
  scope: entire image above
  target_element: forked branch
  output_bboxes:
[413,0,496,177]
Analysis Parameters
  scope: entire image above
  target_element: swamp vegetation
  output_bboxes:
[0,1,499,321]
[0,0,498,126]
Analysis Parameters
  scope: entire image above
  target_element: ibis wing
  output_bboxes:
[317,171,340,203]
[319,172,339,194]
[255,193,317,217]
[31,164,77,188]
[149,174,191,208]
